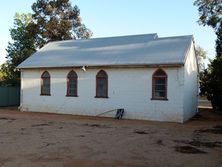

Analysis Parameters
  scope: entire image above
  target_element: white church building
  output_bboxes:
[17,33,198,123]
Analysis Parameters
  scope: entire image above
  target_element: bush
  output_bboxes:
[200,56,222,111]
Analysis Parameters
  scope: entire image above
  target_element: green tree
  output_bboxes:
[194,0,222,56]
[1,0,92,85]
[200,57,222,110]
[194,0,222,111]
[0,13,36,86]
[28,0,92,48]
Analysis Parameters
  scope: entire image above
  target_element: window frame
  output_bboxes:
[95,70,108,98]
[66,70,78,97]
[40,71,51,96]
[151,69,168,100]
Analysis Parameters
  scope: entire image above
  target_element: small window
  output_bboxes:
[152,69,167,100]
[41,71,50,95]
[96,70,108,98]
[67,70,78,96]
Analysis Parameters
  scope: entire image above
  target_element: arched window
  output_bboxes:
[152,69,167,100]
[96,70,108,98]
[67,70,78,96]
[41,71,50,95]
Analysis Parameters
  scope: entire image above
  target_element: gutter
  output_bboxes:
[16,63,184,70]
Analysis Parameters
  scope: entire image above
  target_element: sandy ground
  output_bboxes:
[199,99,212,108]
[0,107,221,167]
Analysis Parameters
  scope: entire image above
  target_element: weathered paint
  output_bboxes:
[20,66,185,122]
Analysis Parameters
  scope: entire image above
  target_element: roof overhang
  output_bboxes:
[17,63,183,70]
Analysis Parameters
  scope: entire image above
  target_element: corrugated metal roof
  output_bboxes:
[17,33,193,69]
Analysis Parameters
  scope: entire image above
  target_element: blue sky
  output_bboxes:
[0,0,216,65]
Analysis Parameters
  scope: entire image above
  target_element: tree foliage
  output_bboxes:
[195,46,207,72]
[28,0,92,48]
[194,0,222,56]
[0,13,36,86]
[194,0,222,111]
[215,25,222,56]
[194,0,221,30]
[200,57,222,110]
[1,0,92,85]
[195,46,207,59]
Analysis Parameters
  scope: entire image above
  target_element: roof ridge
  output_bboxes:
[88,33,158,40]
[45,33,158,44]
[157,35,193,40]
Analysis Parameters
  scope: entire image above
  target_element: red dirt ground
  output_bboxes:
[0,107,221,167]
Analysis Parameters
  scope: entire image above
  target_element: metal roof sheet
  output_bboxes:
[17,33,193,69]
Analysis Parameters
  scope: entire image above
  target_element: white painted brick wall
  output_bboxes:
[183,42,198,121]
[20,66,186,122]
